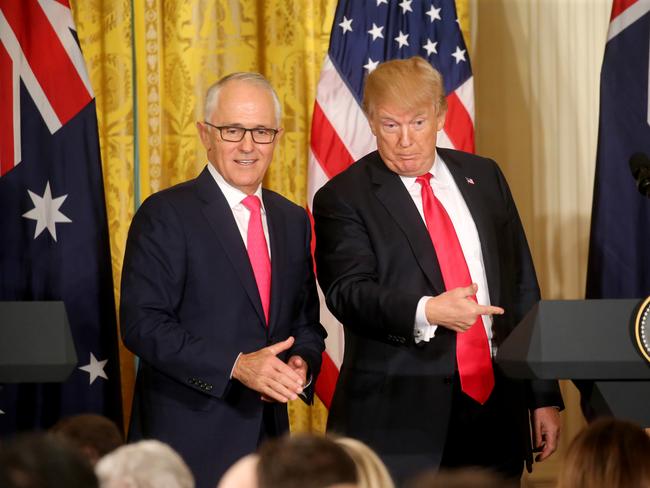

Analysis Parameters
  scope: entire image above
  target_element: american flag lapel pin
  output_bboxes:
[465,177,475,185]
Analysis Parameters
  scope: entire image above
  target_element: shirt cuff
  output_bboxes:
[230,352,242,379]
[298,373,313,400]
[414,296,438,344]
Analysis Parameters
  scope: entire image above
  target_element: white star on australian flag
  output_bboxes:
[22,181,72,241]
[79,352,108,385]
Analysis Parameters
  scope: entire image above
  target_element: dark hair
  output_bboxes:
[257,434,358,488]
[0,432,98,488]
[406,468,513,488]
[557,417,650,488]
[50,413,123,464]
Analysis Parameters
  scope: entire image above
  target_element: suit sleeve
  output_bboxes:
[120,195,239,399]
[313,185,422,344]
[495,164,565,411]
[287,210,327,403]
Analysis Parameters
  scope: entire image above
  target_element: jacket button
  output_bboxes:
[443,376,452,385]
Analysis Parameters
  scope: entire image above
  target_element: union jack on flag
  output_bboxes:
[308,0,475,408]
[0,0,121,433]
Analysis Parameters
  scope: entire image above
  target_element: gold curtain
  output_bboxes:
[72,0,470,434]
[72,0,137,428]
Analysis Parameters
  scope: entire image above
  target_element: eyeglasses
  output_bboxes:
[203,121,279,144]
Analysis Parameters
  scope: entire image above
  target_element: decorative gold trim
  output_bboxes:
[634,296,650,364]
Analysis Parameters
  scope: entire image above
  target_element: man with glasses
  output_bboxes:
[120,72,326,488]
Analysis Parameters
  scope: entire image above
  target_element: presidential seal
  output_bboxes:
[634,296,650,365]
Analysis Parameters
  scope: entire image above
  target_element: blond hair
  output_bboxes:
[363,57,447,118]
[335,437,395,488]
[556,418,650,488]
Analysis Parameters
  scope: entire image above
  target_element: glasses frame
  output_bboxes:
[203,121,279,144]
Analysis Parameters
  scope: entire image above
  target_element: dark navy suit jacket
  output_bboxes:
[313,148,563,482]
[120,167,325,488]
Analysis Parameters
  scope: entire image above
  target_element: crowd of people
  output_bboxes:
[0,413,648,488]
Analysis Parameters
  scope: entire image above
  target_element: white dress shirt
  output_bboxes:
[399,153,494,354]
[207,164,311,389]
[207,163,271,257]
[207,163,273,379]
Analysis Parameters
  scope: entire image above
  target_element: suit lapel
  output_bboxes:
[195,168,267,327]
[262,191,284,335]
[439,148,502,307]
[369,155,446,295]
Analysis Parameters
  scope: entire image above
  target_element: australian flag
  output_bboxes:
[0,0,122,433]
[586,0,650,299]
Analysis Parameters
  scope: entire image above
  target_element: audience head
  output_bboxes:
[0,432,97,488]
[217,454,258,488]
[405,468,511,488]
[335,437,394,488]
[50,413,123,465]
[257,434,358,488]
[95,440,194,488]
[556,417,650,488]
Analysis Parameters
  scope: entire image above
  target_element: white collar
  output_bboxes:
[206,163,265,210]
[398,152,452,189]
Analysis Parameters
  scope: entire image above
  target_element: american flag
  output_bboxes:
[586,0,650,299]
[0,0,121,432]
[308,0,475,408]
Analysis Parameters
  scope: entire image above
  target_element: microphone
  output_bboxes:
[629,153,650,198]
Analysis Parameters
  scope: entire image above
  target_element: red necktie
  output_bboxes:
[242,195,271,325]
[416,173,494,404]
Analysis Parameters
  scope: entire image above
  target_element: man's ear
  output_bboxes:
[275,127,284,143]
[197,121,211,149]
[436,109,447,131]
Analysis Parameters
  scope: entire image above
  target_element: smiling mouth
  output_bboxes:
[235,159,256,166]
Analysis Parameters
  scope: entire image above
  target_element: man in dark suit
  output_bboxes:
[120,72,326,488]
[313,57,563,484]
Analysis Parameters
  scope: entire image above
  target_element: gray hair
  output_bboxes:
[204,72,282,126]
[95,440,194,488]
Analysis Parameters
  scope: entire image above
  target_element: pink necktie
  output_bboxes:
[416,173,494,404]
[242,195,271,325]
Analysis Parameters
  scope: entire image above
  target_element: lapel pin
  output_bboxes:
[465,177,475,185]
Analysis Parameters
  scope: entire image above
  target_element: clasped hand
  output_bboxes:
[425,283,504,332]
[232,336,306,403]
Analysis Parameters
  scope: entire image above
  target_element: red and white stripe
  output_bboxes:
[0,0,93,176]
[608,0,650,40]
[308,55,475,409]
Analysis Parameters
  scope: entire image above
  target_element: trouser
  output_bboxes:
[440,368,524,484]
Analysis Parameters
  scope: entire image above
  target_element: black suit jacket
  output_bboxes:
[313,148,563,481]
[120,167,326,488]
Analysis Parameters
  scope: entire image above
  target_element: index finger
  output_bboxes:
[476,304,505,316]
